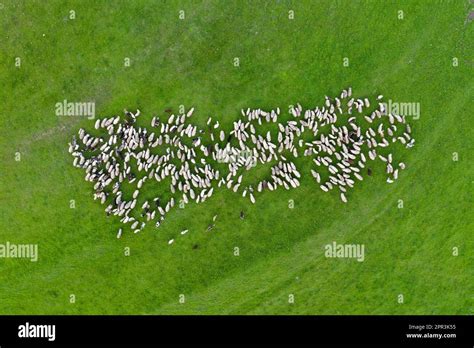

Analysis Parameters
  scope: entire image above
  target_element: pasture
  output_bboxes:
[0,0,472,314]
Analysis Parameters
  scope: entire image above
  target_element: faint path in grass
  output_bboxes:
[16,118,81,153]
[149,189,402,315]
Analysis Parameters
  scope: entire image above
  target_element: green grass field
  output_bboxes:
[0,0,473,315]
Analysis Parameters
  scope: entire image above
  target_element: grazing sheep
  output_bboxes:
[70,88,414,240]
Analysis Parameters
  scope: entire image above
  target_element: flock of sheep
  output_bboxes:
[68,87,415,241]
